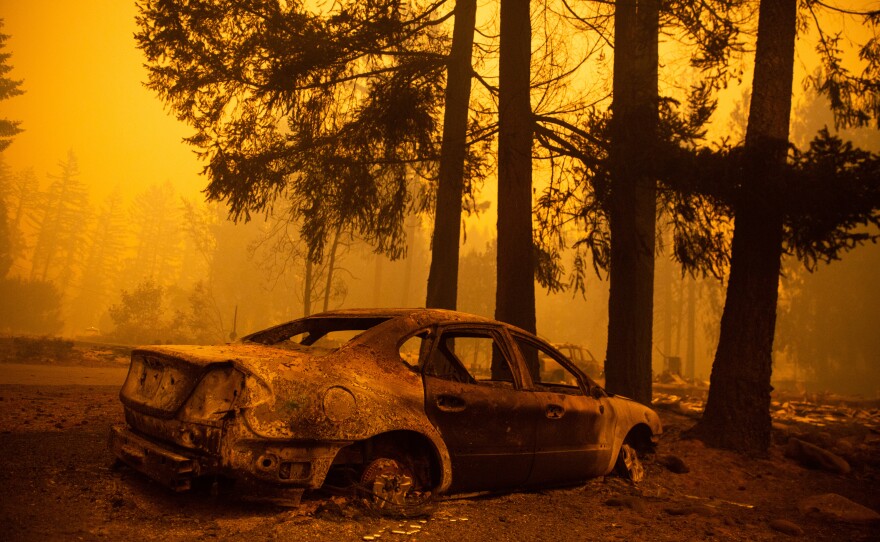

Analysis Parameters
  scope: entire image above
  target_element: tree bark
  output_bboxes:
[426,0,478,310]
[0,201,11,279]
[322,227,341,312]
[686,277,696,381]
[496,0,537,376]
[372,254,383,307]
[303,258,313,317]
[604,0,659,405]
[692,0,797,452]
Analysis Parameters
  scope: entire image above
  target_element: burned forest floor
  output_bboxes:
[1,337,879,541]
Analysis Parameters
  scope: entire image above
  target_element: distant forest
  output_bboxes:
[0,0,879,431]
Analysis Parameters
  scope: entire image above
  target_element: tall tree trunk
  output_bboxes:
[303,258,313,317]
[604,0,659,405]
[372,254,383,307]
[675,278,683,355]
[496,0,537,375]
[322,227,341,312]
[662,254,673,358]
[426,0,478,310]
[401,216,416,306]
[686,277,696,381]
[692,0,797,452]
[0,201,11,278]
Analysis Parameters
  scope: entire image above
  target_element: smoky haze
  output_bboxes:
[0,1,878,398]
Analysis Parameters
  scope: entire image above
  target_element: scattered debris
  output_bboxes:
[653,391,880,434]
[771,421,794,440]
[682,494,755,510]
[784,438,851,474]
[651,395,682,410]
[604,496,647,515]
[798,493,880,523]
[651,393,704,419]
[663,504,718,517]
[656,454,690,474]
[313,498,348,521]
[657,371,689,386]
[768,519,804,536]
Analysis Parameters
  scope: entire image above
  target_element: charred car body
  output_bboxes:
[110,309,661,508]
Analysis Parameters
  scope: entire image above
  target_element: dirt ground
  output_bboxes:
[1,339,878,541]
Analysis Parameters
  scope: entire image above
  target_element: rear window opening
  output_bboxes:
[242,317,392,352]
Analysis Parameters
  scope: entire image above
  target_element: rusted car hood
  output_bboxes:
[136,343,433,443]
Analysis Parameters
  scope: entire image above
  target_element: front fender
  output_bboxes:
[603,396,662,472]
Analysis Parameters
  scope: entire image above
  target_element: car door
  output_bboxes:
[509,332,613,486]
[421,325,539,493]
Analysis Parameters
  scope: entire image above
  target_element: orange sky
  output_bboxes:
[0,0,876,208]
[0,1,203,199]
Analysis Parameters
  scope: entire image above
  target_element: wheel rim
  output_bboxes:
[618,444,645,482]
[361,458,414,508]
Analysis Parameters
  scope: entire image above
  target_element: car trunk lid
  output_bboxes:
[120,344,297,420]
[120,349,220,419]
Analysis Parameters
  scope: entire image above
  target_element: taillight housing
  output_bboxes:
[180,366,245,422]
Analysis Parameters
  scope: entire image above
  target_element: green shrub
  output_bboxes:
[12,335,74,361]
[0,277,63,334]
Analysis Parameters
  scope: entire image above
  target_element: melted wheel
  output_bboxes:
[615,443,646,482]
[361,458,414,509]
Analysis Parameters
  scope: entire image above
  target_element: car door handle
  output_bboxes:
[546,404,565,419]
[436,394,466,412]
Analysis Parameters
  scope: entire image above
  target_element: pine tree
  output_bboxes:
[69,189,128,329]
[29,151,91,291]
[125,182,182,286]
[604,0,660,406]
[495,0,537,365]
[0,20,24,152]
[135,0,450,264]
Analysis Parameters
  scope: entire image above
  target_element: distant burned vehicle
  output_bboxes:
[110,309,661,510]
[547,343,604,381]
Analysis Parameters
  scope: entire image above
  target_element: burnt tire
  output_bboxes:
[614,443,645,482]
[360,455,433,517]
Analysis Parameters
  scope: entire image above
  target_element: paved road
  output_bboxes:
[0,363,128,386]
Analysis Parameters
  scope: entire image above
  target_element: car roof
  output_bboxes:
[305,308,544,337]
[309,308,496,324]
[247,308,539,346]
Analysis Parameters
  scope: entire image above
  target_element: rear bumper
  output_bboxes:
[109,424,206,491]
[109,423,342,506]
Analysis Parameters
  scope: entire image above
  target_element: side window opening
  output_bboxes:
[513,335,584,395]
[398,333,426,369]
[423,331,515,388]
[420,334,473,383]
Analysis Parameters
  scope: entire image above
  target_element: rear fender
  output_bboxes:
[335,429,452,494]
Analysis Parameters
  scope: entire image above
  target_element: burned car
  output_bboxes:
[552,343,604,380]
[110,309,661,509]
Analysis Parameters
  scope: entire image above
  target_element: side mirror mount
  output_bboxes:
[590,385,606,399]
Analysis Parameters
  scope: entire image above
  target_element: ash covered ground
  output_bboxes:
[1,339,878,541]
